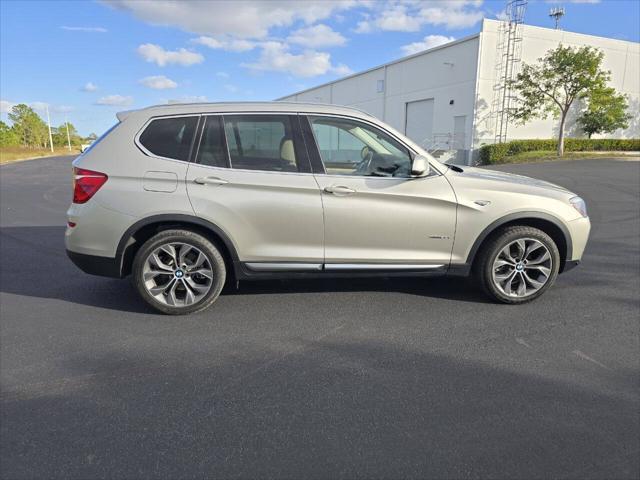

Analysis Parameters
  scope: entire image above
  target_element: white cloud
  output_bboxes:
[354,20,372,33]
[61,26,108,32]
[376,5,422,32]
[224,84,240,93]
[30,102,49,112]
[137,43,204,67]
[420,5,484,29]
[495,9,509,21]
[1,101,73,115]
[104,0,356,39]
[96,95,133,106]
[287,24,347,48]
[139,75,178,89]
[545,0,599,3]
[192,36,256,52]
[1,100,15,114]
[216,71,230,78]
[242,41,352,78]
[53,105,74,113]
[400,34,455,56]
[167,95,207,104]
[82,82,98,92]
[355,1,484,32]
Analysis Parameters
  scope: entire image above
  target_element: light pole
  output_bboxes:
[45,105,54,153]
[65,114,72,152]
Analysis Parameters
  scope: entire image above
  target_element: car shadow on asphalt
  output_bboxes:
[0,226,489,314]
[222,275,488,304]
[1,339,638,479]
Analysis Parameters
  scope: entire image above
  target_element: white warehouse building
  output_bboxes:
[278,19,639,164]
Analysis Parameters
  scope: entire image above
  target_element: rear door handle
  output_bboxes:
[194,176,229,186]
[324,185,356,196]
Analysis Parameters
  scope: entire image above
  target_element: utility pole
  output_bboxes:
[45,105,54,153]
[65,114,72,152]
[549,7,565,30]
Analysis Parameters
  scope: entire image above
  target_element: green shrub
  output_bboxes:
[478,138,640,164]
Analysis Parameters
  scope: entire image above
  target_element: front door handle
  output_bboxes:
[194,176,229,186]
[324,185,356,196]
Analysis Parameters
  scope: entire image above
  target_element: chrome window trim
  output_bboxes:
[135,114,202,164]
[186,163,317,177]
[312,172,439,181]
[192,113,318,177]
[134,110,443,177]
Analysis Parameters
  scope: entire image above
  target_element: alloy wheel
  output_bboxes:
[491,238,553,298]
[142,242,214,307]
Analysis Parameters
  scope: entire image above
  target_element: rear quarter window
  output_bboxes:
[138,116,198,161]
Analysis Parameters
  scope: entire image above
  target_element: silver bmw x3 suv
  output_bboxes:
[66,102,590,314]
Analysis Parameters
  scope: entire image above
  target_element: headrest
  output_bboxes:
[280,137,295,164]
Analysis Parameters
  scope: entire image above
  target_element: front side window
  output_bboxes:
[139,116,198,161]
[308,116,412,177]
[223,115,298,172]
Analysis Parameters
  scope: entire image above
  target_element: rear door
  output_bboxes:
[186,114,324,268]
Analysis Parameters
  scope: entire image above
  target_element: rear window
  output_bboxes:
[139,116,198,161]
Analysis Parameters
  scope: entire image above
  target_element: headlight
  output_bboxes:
[570,196,588,218]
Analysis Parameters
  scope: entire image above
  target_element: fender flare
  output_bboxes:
[464,211,573,267]
[115,214,241,276]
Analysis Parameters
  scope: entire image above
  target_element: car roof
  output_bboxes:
[117,101,374,122]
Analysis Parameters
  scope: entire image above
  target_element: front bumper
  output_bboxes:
[567,216,591,262]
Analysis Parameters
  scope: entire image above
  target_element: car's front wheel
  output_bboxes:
[476,226,560,304]
[132,229,226,315]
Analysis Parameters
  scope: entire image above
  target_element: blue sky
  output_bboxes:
[1,0,639,136]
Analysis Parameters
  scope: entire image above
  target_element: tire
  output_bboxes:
[475,226,560,304]
[132,229,226,315]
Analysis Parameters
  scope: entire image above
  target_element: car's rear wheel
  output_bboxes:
[132,229,226,315]
[476,226,560,304]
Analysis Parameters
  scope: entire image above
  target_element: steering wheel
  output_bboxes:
[355,149,374,175]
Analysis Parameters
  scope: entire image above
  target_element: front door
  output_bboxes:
[186,114,324,267]
[305,114,457,267]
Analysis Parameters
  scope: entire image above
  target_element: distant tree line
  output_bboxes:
[0,104,95,149]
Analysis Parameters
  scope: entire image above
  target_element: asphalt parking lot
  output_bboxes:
[1,156,638,479]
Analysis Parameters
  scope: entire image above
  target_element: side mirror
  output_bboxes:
[411,154,431,177]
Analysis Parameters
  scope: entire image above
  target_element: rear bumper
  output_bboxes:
[66,249,122,278]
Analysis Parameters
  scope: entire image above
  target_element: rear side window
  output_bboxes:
[139,116,197,161]
[223,115,299,172]
[196,116,228,168]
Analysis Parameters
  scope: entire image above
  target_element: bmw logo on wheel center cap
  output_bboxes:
[515,263,524,271]
[174,269,184,278]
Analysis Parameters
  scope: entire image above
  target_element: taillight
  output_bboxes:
[73,167,108,204]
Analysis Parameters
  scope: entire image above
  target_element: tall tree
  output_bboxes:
[8,104,48,148]
[53,122,80,147]
[578,86,631,138]
[509,45,612,156]
[0,120,19,147]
